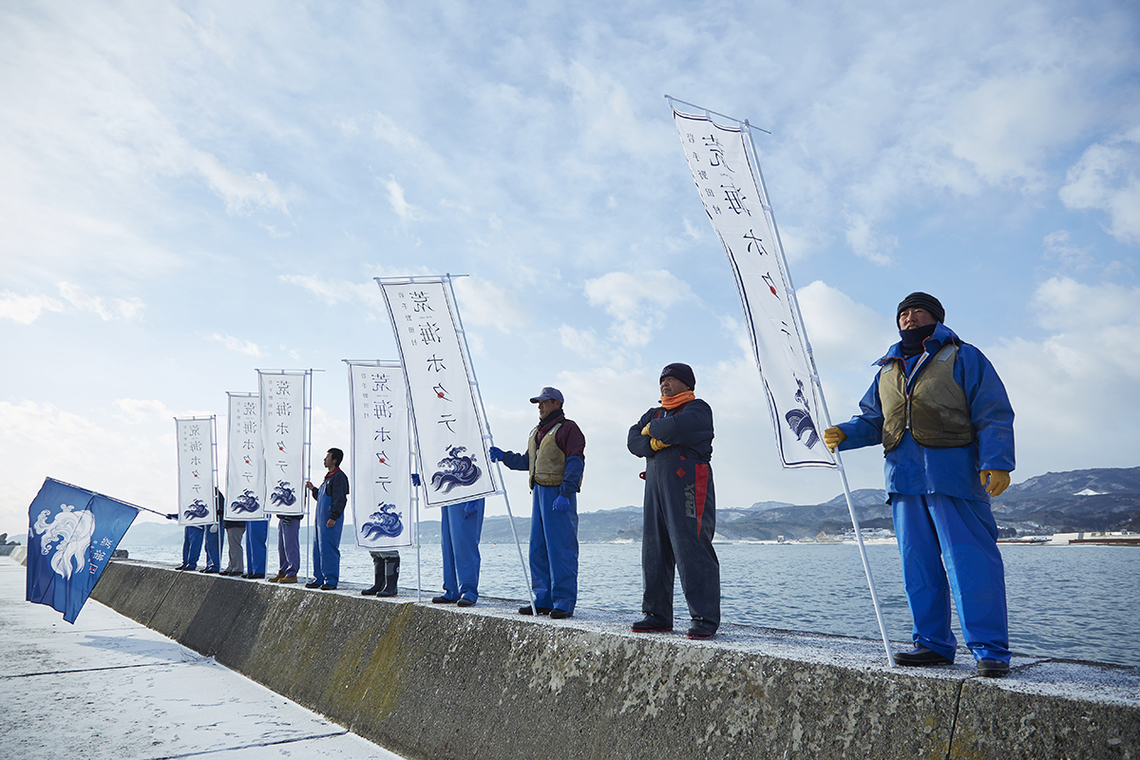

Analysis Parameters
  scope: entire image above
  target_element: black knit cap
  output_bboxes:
[659,362,696,390]
[896,292,945,325]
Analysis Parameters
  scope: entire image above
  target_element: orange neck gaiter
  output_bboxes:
[660,390,695,410]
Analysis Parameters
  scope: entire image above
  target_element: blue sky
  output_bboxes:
[2,0,1138,537]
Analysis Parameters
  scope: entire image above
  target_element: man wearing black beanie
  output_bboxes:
[626,363,720,640]
[823,293,1016,677]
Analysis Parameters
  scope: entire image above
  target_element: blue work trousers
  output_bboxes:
[182,527,204,569]
[277,518,301,576]
[203,524,222,571]
[441,500,484,603]
[312,496,344,587]
[245,519,269,575]
[641,456,720,629]
[529,485,579,613]
[892,493,1011,664]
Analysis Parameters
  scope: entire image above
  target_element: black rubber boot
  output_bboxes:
[361,555,384,596]
[376,557,400,597]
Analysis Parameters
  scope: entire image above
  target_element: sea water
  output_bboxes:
[121,540,1140,667]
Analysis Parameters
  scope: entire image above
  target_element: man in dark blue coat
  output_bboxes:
[824,292,1015,677]
[627,363,719,640]
[305,447,349,590]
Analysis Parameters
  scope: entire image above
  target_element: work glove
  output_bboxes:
[411,473,421,487]
[489,446,505,462]
[640,424,651,437]
[980,470,1010,498]
[823,426,846,452]
[463,502,479,519]
[552,495,571,512]
[649,437,671,451]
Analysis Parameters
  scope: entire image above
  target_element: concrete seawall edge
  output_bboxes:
[91,561,1140,760]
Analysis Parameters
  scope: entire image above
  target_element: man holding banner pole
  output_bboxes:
[824,292,1015,677]
[490,386,586,620]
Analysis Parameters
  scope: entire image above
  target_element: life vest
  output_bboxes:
[528,423,566,488]
[880,343,975,452]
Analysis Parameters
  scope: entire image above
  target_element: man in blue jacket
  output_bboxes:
[824,292,1015,677]
[304,448,349,590]
[627,364,719,640]
[491,387,586,620]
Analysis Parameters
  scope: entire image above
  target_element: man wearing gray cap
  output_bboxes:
[627,363,720,640]
[824,292,1015,677]
[490,387,586,619]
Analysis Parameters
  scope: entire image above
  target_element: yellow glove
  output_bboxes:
[981,470,1010,498]
[641,423,651,437]
[823,426,846,452]
[650,437,671,451]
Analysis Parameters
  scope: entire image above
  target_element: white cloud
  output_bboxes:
[191,151,293,216]
[58,282,146,321]
[843,212,897,265]
[1042,230,1094,270]
[583,270,696,347]
[207,333,264,357]
[0,291,64,324]
[383,175,426,223]
[0,284,143,324]
[1059,127,1140,245]
[453,277,526,333]
[990,277,1140,473]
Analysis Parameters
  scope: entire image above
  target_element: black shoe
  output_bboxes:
[977,659,1010,678]
[175,564,187,571]
[456,597,475,607]
[361,585,381,596]
[201,568,218,574]
[305,581,322,589]
[518,605,553,615]
[240,572,251,578]
[631,616,672,633]
[686,624,716,640]
[320,584,337,591]
[894,646,954,667]
[247,573,265,579]
[432,595,457,604]
[550,609,573,620]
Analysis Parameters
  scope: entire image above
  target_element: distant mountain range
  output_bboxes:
[117,467,1140,548]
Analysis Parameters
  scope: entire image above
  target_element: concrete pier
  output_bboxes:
[84,559,1139,760]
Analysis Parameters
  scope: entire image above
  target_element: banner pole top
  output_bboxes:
[665,94,772,135]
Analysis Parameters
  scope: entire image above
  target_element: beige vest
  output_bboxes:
[880,343,975,452]
[528,423,566,488]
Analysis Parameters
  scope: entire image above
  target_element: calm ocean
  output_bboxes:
[121,540,1140,667]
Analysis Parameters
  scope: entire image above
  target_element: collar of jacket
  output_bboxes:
[877,322,960,367]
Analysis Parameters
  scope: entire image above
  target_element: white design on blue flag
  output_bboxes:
[33,503,95,579]
[671,105,835,469]
[25,478,138,624]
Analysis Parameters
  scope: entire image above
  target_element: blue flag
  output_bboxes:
[25,478,139,623]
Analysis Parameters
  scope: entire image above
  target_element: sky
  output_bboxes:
[2,0,1139,539]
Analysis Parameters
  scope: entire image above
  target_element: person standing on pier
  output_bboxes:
[627,363,720,640]
[431,497,485,607]
[305,447,349,591]
[824,292,1015,677]
[490,386,586,620]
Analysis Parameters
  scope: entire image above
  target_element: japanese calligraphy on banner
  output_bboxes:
[347,361,413,549]
[224,392,266,521]
[175,417,217,525]
[377,278,496,507]
[672,107,834,469]
[258,371,308,516]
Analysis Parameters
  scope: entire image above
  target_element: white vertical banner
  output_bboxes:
[347,361,414,549]
[377,278,496,507]
[176,417,217,526]
[672,105,835,469]
[259,370,308,516]
[224,392,266,521]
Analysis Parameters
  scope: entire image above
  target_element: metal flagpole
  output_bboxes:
[739,121,895,667]
[441,273,538,614]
